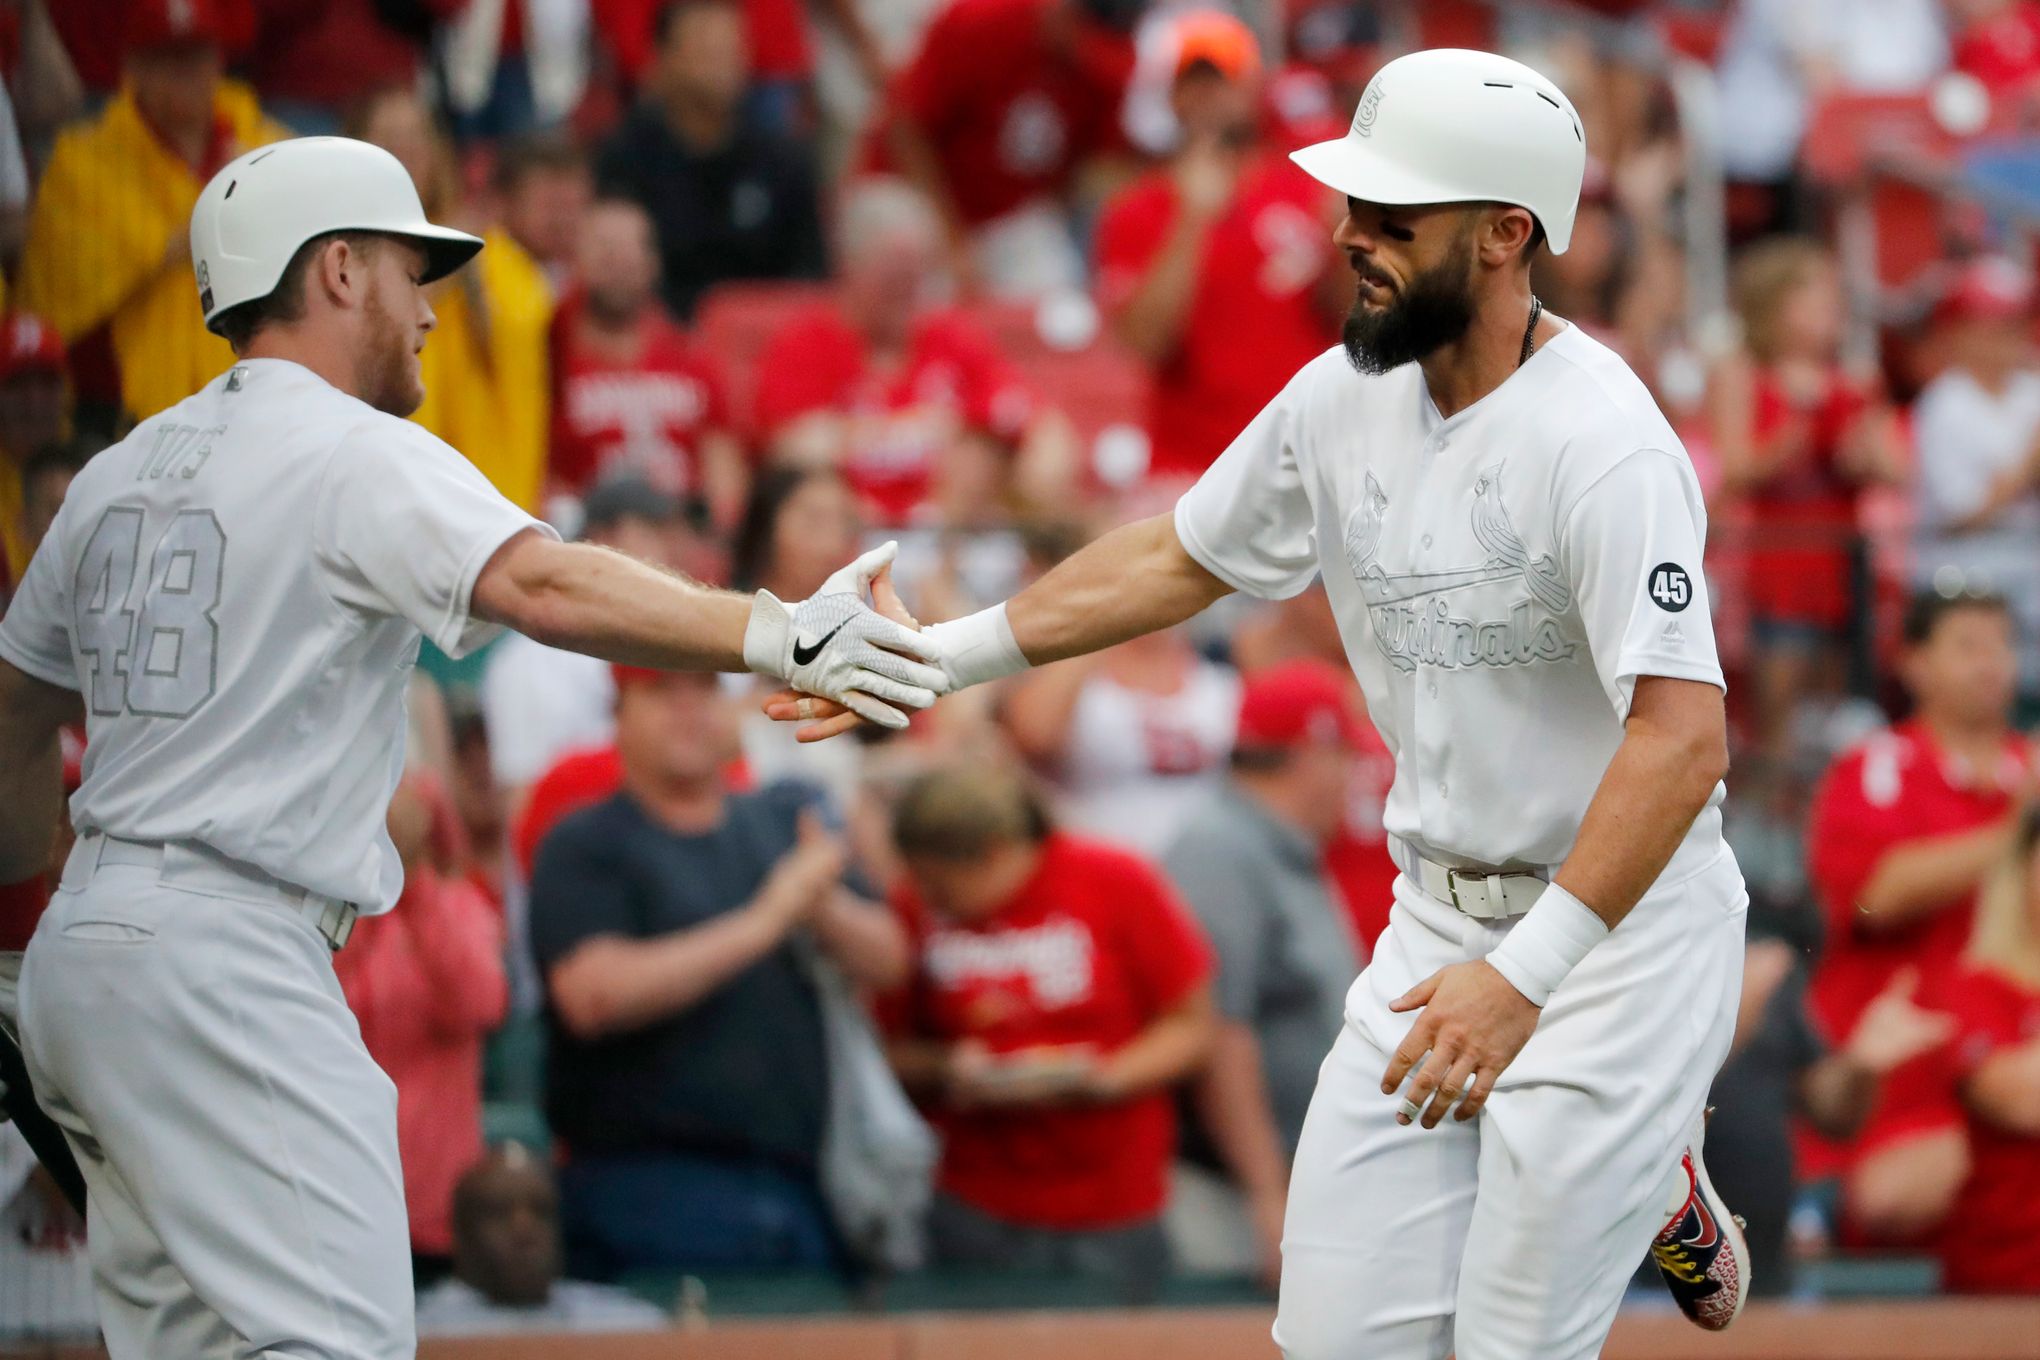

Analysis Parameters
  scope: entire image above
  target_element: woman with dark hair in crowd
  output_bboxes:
[1937,805,2040,1293]
[880,762,1215,1303]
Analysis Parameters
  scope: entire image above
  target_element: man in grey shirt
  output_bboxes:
[1162,660,1365,1287]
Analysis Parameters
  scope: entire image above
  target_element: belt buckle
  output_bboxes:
[1447,869,1498,918]
[318,900,358,952]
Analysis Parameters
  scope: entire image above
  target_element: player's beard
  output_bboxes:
[1341,242,1478,376]
[359,281,427,418]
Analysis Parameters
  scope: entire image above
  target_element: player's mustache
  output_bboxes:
[1350,261,1396,291]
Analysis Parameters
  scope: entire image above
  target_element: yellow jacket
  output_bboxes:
[18,81,287,425]
[413,228,553,512]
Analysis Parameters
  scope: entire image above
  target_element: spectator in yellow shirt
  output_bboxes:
[17,0,287,427]
[349,87,556,513]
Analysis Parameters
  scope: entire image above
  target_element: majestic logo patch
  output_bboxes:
[1648,563,1693,613]
[1353,78,1385,137]
[1344,464,1579,673]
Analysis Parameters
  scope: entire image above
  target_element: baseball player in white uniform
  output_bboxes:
[780,49,1752,1357]
[0,136,945,1359]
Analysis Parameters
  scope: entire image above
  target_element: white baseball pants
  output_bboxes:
[1274,846,1746,1360]
[17,844,413,1360]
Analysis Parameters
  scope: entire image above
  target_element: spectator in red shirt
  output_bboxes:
[1805,587,2031,1239]
[882,762,1215,1302]
[336,774,511,1281]
[1940,804,2040,1294]
[754,177,1075,526]
[1093,11,1341,485]
[244,0,444,135]
[873,0,1141,294]
[551,199,746,526]
[1706,237,1908,768]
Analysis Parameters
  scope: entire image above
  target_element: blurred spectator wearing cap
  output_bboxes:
[16,0,285,429]
[336,774,510,1280]
[1803,588,2032,1242]
[243,0,447,136]
[754,177,1075,528]
[417,1144,669,1334]
[1094,11,1341,486]
[869,0,1142,296]
[498,134,595,290]
[482,480,704,805]
[350,86,556,512]
[882,762,1214,1302]
[529,667,908,1277]
[550,199,747,527]
[596,0,826,321]
[0,313,67,599]
[1159,660,1360,1290]
[1911,257,2040,707]
[1935,803,2040,1294]
[1707,237,1908,769]
[1003,625,1238,862]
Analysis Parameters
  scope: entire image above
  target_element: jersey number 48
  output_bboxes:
[74,505,226,719]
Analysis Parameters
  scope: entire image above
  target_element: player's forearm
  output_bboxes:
[0,662,72,883]
[1193,1021,1292,1198]
[472,533,751,672]
[1006,514,1231,666]
[1855,822,2010,928]
[1090,986,1216,1102]
[1552,684,1729,925]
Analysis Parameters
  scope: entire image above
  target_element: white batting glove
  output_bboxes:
[742,542,950,730]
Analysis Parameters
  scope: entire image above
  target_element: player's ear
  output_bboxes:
[312,237,361,311]
[1476,206,1535,268]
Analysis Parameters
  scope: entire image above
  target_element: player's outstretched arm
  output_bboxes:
[770,512,1232,741]
[0,661,75,884]
[471,531,948,730]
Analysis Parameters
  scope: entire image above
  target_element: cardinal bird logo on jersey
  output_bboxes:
[1343,462,1579,674]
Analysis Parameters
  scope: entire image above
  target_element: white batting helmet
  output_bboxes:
[1290,48,1587,254]
[191,137,484,334]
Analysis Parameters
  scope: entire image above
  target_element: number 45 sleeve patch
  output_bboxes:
[1648,563,1693,613]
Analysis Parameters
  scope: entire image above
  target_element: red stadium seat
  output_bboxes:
[692,281,836,433]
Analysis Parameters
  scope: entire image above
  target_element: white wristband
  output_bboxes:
[926,602,1030,690]
[1484,884,1610,1008]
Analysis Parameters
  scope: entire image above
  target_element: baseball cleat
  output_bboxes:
[1650,1136,1749,1331]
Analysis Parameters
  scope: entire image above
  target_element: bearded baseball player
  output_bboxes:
[780,48,1751,1357]
[0,136,944,1359]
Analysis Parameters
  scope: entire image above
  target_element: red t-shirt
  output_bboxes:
[513,745,624,879]
[1325,721,1398,960]
[1802,723,2027,1175]
[1740,369,1872,629]
[0,875,49,954]
[1942,964,2040,1292]
[551,295,734,498]
[884,834,1212,1229]
[753,304,1035,524]
[871,0,1135,226]
[589,0,810,87]
[1095,154,1335,479]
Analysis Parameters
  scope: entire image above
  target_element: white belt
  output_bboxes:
[1400,845,1550,921]
[68,834,358,952]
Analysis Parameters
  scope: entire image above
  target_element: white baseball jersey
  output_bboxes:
[1176,325,1725,878]
[0,358,550,913]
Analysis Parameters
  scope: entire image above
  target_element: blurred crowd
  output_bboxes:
[8,0,2040,1339]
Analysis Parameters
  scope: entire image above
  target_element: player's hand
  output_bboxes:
[742,541,948,732]
[761,565,933,742]
[1382,961,1540,1129]
[1842,968,1955,1077]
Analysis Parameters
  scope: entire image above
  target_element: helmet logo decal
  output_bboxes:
[196,260,213,315]
[1353,78,1384,137]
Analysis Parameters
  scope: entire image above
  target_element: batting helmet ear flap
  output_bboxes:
[191,137,484,335]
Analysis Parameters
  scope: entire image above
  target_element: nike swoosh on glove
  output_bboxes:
[741,541,950,729]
